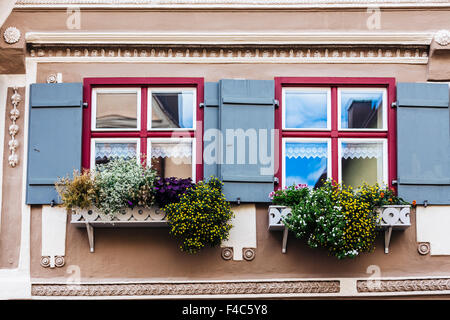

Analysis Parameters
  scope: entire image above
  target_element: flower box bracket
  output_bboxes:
[70,206,168,252]
[268,205,411,255]
[376,205,411,254]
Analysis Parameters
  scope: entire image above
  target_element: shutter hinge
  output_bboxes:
[199,102,205,108]
[274,99,279,109]
[82,102,88,108]
[274,177,279,185]
[391,179,398,185]
[391,101,397,108]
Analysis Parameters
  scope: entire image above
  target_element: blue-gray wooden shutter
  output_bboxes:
[396,82,450,204]
[203,82,220,179]
[218,79,275,202]
[26,83,83,204]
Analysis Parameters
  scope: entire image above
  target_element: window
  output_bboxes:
[275,77,396,190]
[82,78,204,182]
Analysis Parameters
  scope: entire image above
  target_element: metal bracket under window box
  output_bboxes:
[268,205,411,255]
[71,207,168,252]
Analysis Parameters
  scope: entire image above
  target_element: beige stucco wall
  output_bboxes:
[1,6,450,297]
[25,60,440,281]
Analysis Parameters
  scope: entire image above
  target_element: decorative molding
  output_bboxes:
[434,29,450,46]
[221,247,233,260]
[31,280,340,296]
[15,0,450,9]
[46,74,58,83]
[25,31,435,45]
[243,248,256,261]
[3,27,21,45]
[27,45,430,64]
[40,256,65,268]
[418,242,431,255]
[8,87,21,168]
[357,278,450,293]
[71,206,167,224]
[71,207,168,252]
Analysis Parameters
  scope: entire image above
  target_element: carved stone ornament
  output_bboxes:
[8,87,21,167]
[32,280,340,296]
[435,30,450,46]
[3,27,21,45]
[243,248,256,261]
[221,247,233,260]
[418,242,431,255]
[46,74,58,83]
[357,278,450,293]
[40,256,65,268]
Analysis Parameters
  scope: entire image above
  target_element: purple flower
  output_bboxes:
[127,200,133,206]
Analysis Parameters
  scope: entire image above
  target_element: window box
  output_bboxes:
[71,206,168,252]
[268,204,411,254]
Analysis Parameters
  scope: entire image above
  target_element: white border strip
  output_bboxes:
[25,31,435,46]
[26,56,429,65]
[14,1,450,10]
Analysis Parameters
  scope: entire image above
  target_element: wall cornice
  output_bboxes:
[25,31,435,46]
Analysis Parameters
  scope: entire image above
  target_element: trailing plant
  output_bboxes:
[153,177,194,208]
[356,183,409,210]
[269,183,309,207]
[55,169,96,211]
[91,158,157,215]
[277,180,407,259]
[165,177,234,254]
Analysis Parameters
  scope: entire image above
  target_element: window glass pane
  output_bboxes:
[151,91,194,129]
[96,92,138,129]
[150,141,193,179]
[284,90,328,129]
[341,141,384,188]
[285,142,328,189]
[340,90,384,129]
[94,142,137,166]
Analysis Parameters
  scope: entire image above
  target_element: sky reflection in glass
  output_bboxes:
[285,90,328,129]
[285,142,328,189]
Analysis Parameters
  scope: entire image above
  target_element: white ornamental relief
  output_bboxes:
[434,30,450,46]
[3,27,21,44]
[8,87,21,167]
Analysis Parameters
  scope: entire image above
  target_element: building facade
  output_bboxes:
[0,0,450,299]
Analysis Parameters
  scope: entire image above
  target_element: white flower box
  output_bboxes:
[71,206,167,252]
[268,204,411,254]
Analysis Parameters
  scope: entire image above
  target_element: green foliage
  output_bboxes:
[93,158,157,215]
[269,183,309,207]
[165,177,234,254]
[278,180,409,259]
[356,183,409,210]
[57,158,157,216]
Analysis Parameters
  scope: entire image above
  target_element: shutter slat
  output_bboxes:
[26,82,83,205]
[222,97,274,105]
[397,82,450,204]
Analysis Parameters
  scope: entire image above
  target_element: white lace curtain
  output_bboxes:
[95,143,137,159]
[151,143,192,159]
[286,143,328,159]
[342,143,382,159]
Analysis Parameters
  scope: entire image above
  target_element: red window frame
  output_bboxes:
[274,77,397,190]
[82,77,204,182]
